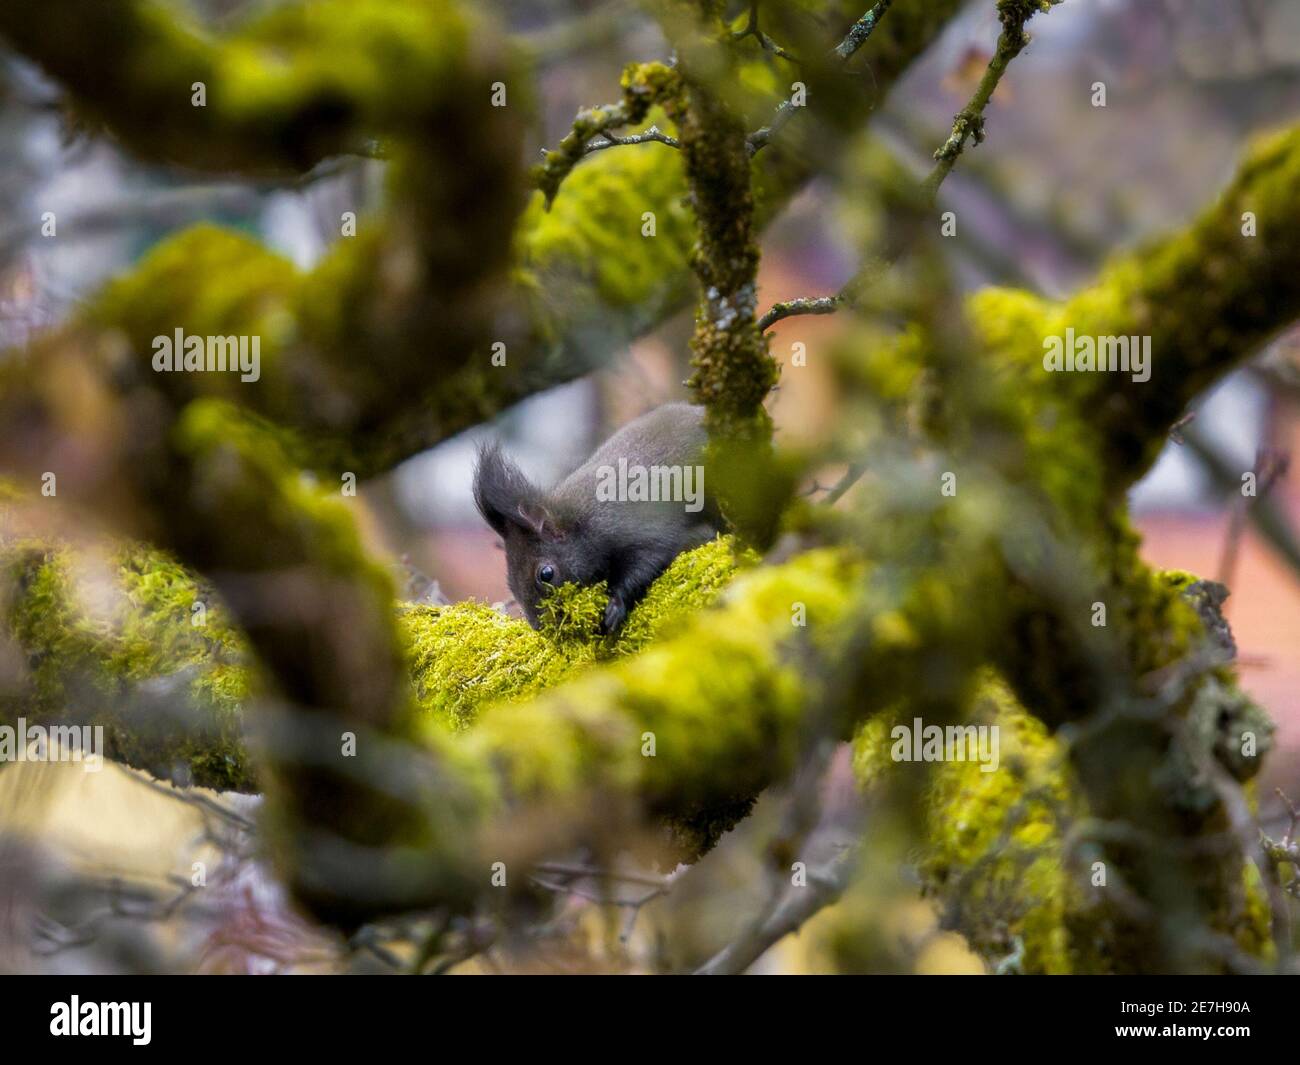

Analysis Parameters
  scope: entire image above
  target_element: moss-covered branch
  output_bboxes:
[532,61,683,208]
[969,125,1300,494]
[855,126,1300,970]
[0,0,964,478]
[2,2,1292,971]
[0,0,499,175]
[0,536,253,791]
[0,524,751,785]
[0,0,528,478]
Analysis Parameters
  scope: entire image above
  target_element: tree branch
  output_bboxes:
[923,0,1062,200]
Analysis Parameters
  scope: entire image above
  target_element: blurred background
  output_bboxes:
[1,0,1298,972]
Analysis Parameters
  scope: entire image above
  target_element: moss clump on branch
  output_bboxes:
[456,546,866,860]
[0,533,753,784]
[403,535,755,731]
[851,672,1084,973]
[0,1,965,480]
[0,0,492,174]
[0,539,253,791]
[851,664,1274,974]
[967,125,1300,496]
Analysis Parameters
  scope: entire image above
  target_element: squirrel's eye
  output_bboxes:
[537,564,556,585]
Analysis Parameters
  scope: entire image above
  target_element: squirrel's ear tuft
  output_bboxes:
[474,442,541,538]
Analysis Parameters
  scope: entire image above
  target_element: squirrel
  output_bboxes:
[474,402,726,633]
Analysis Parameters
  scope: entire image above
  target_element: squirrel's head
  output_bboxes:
[473,443,601,628]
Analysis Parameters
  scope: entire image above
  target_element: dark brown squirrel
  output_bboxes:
[474,402,726,633]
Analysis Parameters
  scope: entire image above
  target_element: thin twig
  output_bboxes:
[757,294,843,331]
[693,738,848,975]
[585,125,680,154]
[130,771,256,832]
[532,862,668,889]
[923,1,1061,200]
[834,0,894,61]
[1216,446,1290,589]
[731,1,799,62]
[824,462,866,505]
[1182,430,1298,581]
[1169,410,1196,444]
[694,851,855,974]
[747,2,897,156]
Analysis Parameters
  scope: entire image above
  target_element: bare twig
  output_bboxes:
[1169,410,1196,444]
[532,862,668,889]
[923,1,1061,200]
[129,771,257,833]
[1181,430,1300,582]
[834,0,895,61]
[694,850,855,974]
[527,863,669,944]
[1262,789,1300,900]
[693,738,848,975]
[731,1,799,62]
[747,2,897,156]
[585,125,680,153]
[529,874,666,910]
[824,462,867,505]
[1215,446,1290,589]
[757,294,843,331]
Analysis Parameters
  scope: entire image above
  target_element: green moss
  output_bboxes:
[403,600,579,731]
[517,131,695,316]
[1,539,254,791]
[402,535,754,731]
[853,642,1274,974]
[458,546,863,858]
[1,532,755,790]
[0,0,485,173]
[966,126,1300,496]
[620,60,681,102]
[0,0,966,488]
[853,672,1107,974]
[532,62,683,208]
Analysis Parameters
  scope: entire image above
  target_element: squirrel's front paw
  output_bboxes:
[600,595,627,635]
